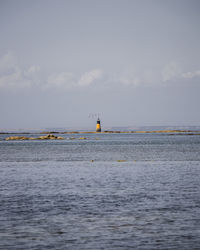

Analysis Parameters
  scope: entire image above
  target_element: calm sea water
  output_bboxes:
[0,133,200,249]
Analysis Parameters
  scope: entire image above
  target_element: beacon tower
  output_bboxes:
[96,118,101,132]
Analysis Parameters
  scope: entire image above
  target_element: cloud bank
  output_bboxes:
[181,70,200,79]
[0,53,199,91]
[47,72,75,89]
[0,52,41,89]
[162,62,182,82]
[78,69,103,87]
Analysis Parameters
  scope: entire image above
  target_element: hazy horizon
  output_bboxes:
[1,124,200,133]
[1,0,200,129]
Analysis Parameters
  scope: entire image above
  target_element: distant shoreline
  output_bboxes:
[1,130,200,135]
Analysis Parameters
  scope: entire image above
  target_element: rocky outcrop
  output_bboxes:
[38,134,64,140]
[5,134,64,141]
[4,134,89,141]
[5,136,30,141]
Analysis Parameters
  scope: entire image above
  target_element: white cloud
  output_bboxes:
[47,72,74,88]
[116,68,142,87]
[0,53,41,89]
[0,52,25,88]
[1,51,199,91]
[181,70,200,79]
[116,63,200,87]
[117,67,161,87]
[119,76,141,86]
[46,69,103,90]
[0,67,23,88]
[0,67,32,88]
[25,65,40,76]
[162,62,182,82]
[161,62,200,83]
[78,69,103,87]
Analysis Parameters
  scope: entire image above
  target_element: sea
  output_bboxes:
[0,131,200,249]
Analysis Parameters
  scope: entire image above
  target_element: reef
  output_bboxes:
[5,134,89,141]
[5,134,64,141]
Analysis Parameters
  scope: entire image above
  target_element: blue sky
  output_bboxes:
[0,0,200,129]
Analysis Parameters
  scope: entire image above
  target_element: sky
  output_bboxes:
[0,0,200,130]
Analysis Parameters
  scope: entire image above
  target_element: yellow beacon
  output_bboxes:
[96,118,101,132]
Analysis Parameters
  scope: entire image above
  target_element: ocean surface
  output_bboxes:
[0,132,200,249]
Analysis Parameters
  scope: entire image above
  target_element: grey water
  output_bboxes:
[0,133,200,249]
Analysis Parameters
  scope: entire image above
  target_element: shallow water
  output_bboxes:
[0,133,200,249]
